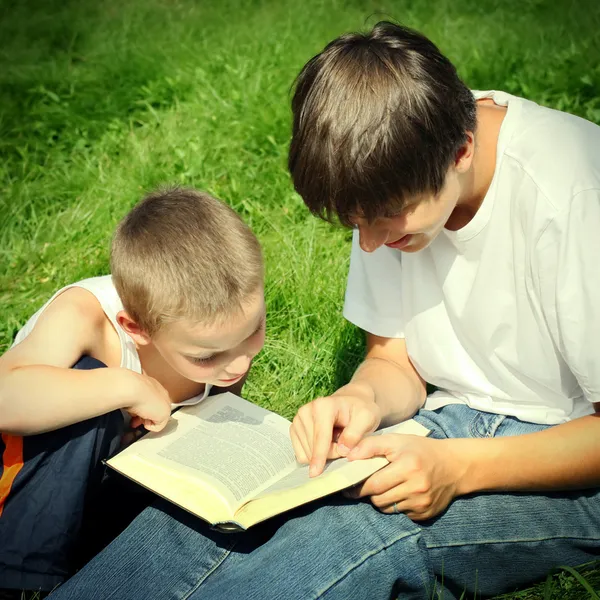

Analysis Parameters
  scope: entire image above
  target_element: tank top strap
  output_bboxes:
[13,275,142,374]
[171,383,213,409]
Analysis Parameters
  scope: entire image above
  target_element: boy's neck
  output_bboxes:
[137,343,206,403]
[455,100,507,225]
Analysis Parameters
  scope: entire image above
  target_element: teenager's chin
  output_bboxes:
[397,234,430,253]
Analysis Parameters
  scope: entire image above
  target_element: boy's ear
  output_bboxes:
[454,131,475,173]
[116,310,152,346]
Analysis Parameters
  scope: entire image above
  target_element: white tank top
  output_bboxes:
[13,275,211,409]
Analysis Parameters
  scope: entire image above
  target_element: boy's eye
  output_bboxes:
[254,318,266,335]
[189,354,217,365]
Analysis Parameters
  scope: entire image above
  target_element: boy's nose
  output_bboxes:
[225,354,251,377]
[358,225,388,253]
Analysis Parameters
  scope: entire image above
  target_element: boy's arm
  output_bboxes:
[0,288,170,435]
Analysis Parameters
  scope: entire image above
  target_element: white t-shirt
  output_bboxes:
[13,275,211,410]
[343,90,600,425]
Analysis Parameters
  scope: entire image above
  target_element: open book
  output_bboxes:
[107,392,429,531]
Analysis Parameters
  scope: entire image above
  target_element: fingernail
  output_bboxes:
[309,463,321,477]
[337,443,350,456]
[347,448,359,461]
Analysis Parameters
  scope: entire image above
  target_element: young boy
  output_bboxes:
[0,187,265,596]
[47,22,600,600]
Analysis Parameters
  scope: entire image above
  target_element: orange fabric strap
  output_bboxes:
[0,434,24,518]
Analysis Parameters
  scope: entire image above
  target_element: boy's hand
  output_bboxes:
[290,391,381,477]
[125,374,172,432]
[344,434,465,521]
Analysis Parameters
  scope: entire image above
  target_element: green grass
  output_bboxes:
[1,0,600,597]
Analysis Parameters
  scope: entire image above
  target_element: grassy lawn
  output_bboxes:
[1,0,600,597]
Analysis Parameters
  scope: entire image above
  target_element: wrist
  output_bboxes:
[333,381,376,405]
[111,368,146,411]
[448,438,499,496]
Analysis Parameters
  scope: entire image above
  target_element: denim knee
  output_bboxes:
[71,355,108,370]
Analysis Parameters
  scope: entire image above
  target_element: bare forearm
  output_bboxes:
[337,357,426,426]
[455,413,600,494]
[0,365,138,435]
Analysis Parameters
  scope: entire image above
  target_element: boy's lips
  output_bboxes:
[385,234,413,249]
[219,374,244,384]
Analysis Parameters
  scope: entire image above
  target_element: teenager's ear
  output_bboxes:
[116,310,152,346]
[454,131,475,173]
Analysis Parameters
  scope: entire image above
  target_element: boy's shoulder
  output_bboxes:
[3,281,123,374]
[13,276,121,351]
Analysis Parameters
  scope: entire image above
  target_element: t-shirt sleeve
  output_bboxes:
[342,229,405,338]
[535,189,600,404]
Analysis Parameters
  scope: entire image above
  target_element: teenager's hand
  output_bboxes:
[124,374,172,432]
[344,434,466,521]
[290,391,381,477]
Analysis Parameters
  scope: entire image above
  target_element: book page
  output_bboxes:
[157,403,297,503]
[251,419,430,500]
[111,393,296,511]
[230,419,430,528]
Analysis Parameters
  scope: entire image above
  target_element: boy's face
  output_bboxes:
[151,289,266,386]
[352,168,462,254]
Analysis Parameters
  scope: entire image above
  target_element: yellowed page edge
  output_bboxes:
[108,452,231,524]
[233,455,390,528]
[232,419,430,528]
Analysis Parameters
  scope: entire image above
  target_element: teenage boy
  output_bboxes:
[47,23,600,600]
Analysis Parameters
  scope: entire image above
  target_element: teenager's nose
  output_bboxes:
[358,225,388,253]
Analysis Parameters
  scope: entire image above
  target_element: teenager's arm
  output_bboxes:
[341,333,427,424]
[346,407,600,521]
[290,332,426,476]
[0,288,170,435]
[489,189,600,491]
[347,193,600,519]
[456,408,600,493]
[449,191,600,490]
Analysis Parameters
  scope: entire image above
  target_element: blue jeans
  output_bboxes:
[49,405,600,599]
[0,357,125,591]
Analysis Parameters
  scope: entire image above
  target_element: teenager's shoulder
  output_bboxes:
[498,91,600,211]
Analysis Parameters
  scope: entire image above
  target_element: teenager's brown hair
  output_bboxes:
[288,21,476,226]
[111,187,263,335]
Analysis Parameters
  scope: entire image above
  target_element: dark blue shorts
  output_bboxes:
[0,356,126,591]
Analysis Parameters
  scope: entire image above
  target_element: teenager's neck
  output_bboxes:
[453,101,507,227]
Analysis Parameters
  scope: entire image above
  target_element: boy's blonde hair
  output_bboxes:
[111,187,263,335]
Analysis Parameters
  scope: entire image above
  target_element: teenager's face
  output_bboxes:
[151,290,266,386]
[353,169,462,254]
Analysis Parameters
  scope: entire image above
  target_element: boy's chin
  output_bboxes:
[214,373,245,386]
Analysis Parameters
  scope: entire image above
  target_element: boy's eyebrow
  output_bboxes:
[185,314,265,354]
